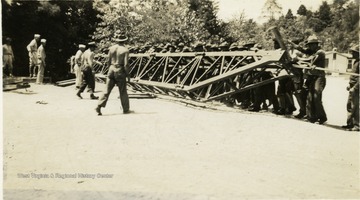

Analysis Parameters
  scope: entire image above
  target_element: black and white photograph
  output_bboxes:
[2,0,360,199]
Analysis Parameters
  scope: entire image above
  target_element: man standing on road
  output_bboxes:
[74,44,86,89]
[293,35,327,124]
[76,42,99,100]
[3,37,15,77]
[27,34,40,77]
[342,44,359,131]
[95,32,132,115]
[288,39,306,119]
[36,39,46,84]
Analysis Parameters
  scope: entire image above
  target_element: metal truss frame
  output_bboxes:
[93,27,295,103]
[125,50,290,102]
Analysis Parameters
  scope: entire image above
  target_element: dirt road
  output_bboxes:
[3,76,360,199]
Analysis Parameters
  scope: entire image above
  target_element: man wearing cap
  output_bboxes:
[293,35,327,124]
[342,44,359,131]
[74,44,86,89]
[3,37,15,77]
[36,39,46,84]
[76,42,99,100]
[27,34,40,77]
[96,32,131,115]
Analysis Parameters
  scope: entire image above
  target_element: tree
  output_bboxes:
[92,0,210,49]
[333,0,349,7]
[225,12,260,43]
[318,1,332,27]
[2,0,100,78]
[260,0,282,21]
[285,9,294,20]
[187,0,221,36]
[297,4,307,16]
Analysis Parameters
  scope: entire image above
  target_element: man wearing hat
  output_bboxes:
[193,41,204,52]
[74,44,86,89]
[342,44,359,131]
[229,43,239,51]
[203,43,212,52]
[293,35,327,124]
[76,42,99,100]
[3,37,15,77]
[175,42,185,53]
[219,41,229,51]
[36,39,46,84]
[96,32,131,115]
[165,43,176,53]
[27,34,40,77]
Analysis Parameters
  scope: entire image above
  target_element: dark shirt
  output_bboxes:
[307,49,326,76]
[297,45,326,76]
[349,59,359,90]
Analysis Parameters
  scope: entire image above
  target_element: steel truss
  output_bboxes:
[128,50,292,102]
[93,27,295,103]
[94,50,292,102]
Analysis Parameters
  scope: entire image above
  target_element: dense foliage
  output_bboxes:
[2,0,358,79]
[2,0,100,79]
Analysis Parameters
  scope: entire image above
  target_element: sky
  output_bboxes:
[217,0,334,23]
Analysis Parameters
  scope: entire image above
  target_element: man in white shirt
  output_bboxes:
[76,42,99,100]
[74,44,86,89]
[27,34,40,77]
[36,39,46,84]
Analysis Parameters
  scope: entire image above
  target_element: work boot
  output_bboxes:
[341,124,353,129]
[76,92,83,99]
[261,103,268,110]
[318,117,327,125]
[95,106,102,116]
[306,117,316,123]
[285,109,294,115]
[348,127,360,131]
[275,108,286,115]
[90,94,99,100]
[123,110,134,114]
[295,112,306,119]
[248,106,260,112]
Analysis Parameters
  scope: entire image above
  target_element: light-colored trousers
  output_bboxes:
[36,61,45,84]
[29,52,38,76]
[74,64,83,87]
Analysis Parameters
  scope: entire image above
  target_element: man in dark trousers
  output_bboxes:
[96,32,131,115]
[293,35,327,124]
[342,44,359,131]
[76,42,99,100]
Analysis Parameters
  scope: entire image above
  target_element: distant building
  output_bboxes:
[325,48,353,75]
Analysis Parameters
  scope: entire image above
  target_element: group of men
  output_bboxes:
[128,40,258,54]
[125,35,358,131]
[73,42,99,100]
[69,32,358,129]
[71,31,132,115]
[27,34,46,84]
[285,36,359,131]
